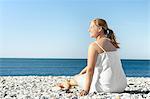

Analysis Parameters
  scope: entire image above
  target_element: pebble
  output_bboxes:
[0,76,150,99]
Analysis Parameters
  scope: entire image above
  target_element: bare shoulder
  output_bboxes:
[88,42,101,53]
[89,42,97,49]
[88,42,99,55]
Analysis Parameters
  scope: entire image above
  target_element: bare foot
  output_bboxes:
[57,83,65,88]
[56,80,71,90]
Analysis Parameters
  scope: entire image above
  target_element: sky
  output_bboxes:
[0,0,149,59]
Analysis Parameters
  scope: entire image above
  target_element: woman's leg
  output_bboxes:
[57,77,78,89]
[57,79,71,89]
[68,78,78,86]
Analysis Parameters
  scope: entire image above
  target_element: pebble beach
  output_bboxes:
[0,76,150,99]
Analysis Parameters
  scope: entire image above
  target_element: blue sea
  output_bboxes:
[0,58,150,77]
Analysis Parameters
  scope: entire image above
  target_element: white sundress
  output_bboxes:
[74,41,127,93]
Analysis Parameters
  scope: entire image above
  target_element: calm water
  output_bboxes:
[0,58,150,77]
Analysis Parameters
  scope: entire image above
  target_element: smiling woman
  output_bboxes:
[56,18,127,96]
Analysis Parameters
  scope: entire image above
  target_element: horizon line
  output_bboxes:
[0,57,149,60]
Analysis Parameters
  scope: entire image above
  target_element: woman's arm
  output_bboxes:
[79,43,98,96]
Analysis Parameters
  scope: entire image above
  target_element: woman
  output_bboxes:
[57,18,127,96]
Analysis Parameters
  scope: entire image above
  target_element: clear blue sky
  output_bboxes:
[0,0,149,59]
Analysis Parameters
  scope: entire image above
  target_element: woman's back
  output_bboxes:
[89,39,127,93]
[94,38,117,53]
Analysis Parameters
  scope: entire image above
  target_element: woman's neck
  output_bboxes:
[96,35,107,41]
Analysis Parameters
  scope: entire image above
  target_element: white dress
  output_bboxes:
[74,41,127,93]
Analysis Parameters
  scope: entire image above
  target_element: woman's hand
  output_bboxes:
[79,71,86,75]
[79,89,89,96]
[79,66,87,75]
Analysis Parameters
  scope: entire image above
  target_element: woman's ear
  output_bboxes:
[98,27,102,32]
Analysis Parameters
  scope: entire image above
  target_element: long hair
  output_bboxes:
[92,18,120,48]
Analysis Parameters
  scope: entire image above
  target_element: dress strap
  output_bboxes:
[95,41,106,52]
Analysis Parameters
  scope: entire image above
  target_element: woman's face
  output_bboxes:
[88,21,100,38]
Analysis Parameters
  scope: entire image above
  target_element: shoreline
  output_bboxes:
[0,76,150,99]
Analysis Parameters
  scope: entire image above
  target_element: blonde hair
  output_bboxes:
[92,18,120,48]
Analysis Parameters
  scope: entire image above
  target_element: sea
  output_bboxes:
[0,58,150,77]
